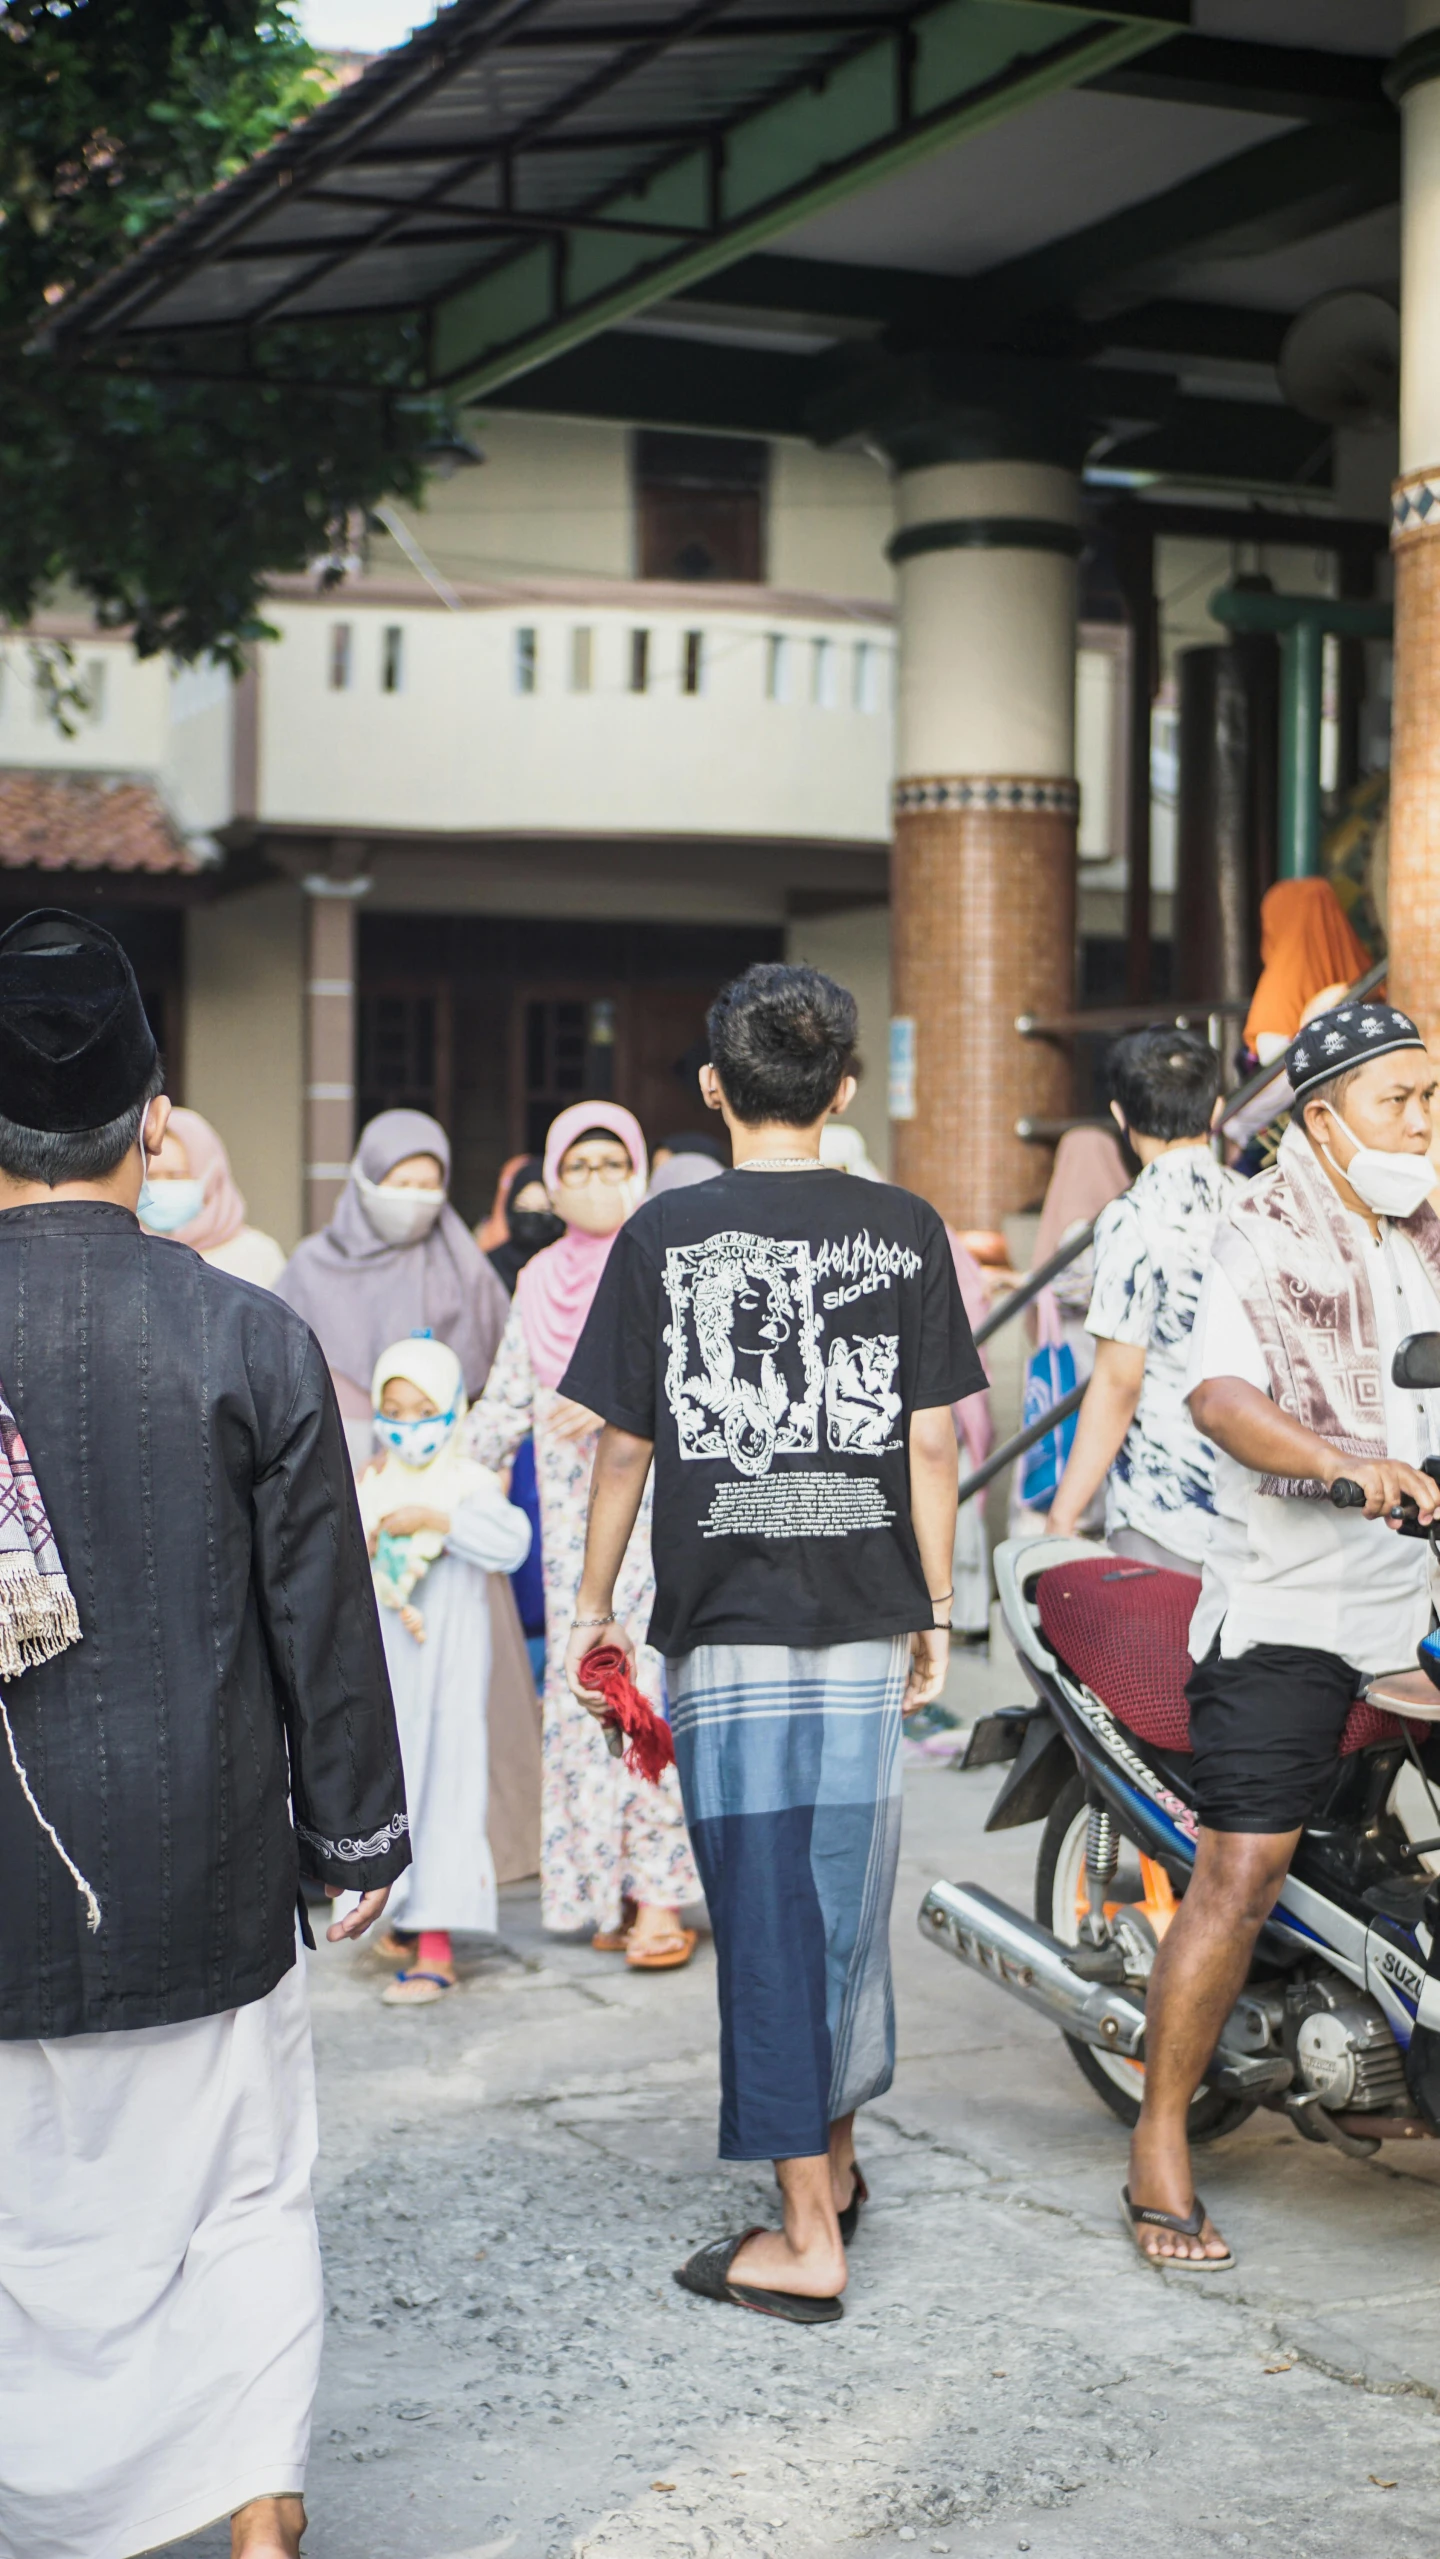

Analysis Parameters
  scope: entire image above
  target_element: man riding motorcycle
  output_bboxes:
[1127,1001,1440,2270]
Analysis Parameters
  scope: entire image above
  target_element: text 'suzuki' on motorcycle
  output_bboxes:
[921,1330,1440,2162]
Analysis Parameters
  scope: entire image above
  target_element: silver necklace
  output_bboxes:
[738,1155,826,1171]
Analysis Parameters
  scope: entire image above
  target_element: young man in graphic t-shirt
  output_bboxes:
[562,964,979,2324]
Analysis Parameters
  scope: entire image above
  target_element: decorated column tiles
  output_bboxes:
[1388,2,1440,1044]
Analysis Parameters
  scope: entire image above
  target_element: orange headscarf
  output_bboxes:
[1243,879,1370,1051]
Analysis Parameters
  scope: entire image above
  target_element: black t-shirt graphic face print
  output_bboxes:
[560,1167,984,1656]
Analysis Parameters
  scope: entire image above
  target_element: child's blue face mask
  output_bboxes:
[373,1410,455,1469]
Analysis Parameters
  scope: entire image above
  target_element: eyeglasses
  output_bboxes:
[556,1155,631,1186]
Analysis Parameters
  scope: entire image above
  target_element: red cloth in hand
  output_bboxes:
[577,1646,676,1787]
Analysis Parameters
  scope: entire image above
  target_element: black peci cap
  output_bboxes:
[0,910,158,1133]
[1286,1000,1426,1104]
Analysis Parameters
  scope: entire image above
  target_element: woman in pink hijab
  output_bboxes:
[138,1107,286,1289]
[469,1102,700,1968]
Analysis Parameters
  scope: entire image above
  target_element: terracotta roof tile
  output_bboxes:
[0,770,202,874]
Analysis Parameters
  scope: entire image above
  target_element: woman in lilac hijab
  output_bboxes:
[277,1110,509,1417]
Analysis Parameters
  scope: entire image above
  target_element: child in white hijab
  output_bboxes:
[361,1334,531,2004]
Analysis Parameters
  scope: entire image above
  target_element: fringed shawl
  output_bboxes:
[1212,1121,1440,1497]
[0,1385,93,1926]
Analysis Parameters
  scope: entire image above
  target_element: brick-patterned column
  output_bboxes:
[302,875,366,1233]
[892,783,1077,1226]
[887,459,1081,1226]
[1390,9,1440,1042]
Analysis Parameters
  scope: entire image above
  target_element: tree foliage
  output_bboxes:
[0,1,441,663]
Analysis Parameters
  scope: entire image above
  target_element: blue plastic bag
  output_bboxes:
[1017,1293,1078,1509]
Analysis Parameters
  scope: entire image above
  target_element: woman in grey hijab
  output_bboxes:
[277,1110,509,1410]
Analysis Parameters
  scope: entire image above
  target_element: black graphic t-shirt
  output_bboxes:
[561,1167,984,1655]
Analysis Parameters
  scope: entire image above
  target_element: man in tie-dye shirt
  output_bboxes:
[1047,1027,1242,1574]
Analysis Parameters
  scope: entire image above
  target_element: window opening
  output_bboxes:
[381,626,404,693]
[329,624,352,691]
[635,430,767,582]
[515,626,538,693]
[630,629,650,694]
[682,631,704,695]
[764,634,790,703]
[570,627,594,693]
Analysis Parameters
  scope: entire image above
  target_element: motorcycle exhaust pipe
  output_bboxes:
[919,1879,1147,2058]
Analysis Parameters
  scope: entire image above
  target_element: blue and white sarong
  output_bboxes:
[666,1637,907,2161]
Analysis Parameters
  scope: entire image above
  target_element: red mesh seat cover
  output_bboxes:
[1035,1555,1413,1759]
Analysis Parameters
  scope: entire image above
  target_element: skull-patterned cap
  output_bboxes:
[1286,1000,1425,1102]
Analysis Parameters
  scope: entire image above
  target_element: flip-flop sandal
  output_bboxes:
[838,2165,869,2247]
[592,1899,637,1953]
[674,2230,843,2325]
[381,1969,455,2006]
[1121,2184,1234,2272]
[373,1929,418,1965]
[626,1928,698,1971]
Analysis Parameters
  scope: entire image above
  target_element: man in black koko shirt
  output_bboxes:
[564,963,978,2324]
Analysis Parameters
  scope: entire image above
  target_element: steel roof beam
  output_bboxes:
[971,121,1399,323]
[428,11,1173,393]
[1086,34,1394,126]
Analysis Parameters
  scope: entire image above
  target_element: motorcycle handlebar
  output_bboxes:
[1329,1476,1422,1521]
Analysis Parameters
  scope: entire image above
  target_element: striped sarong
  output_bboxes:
[666,1637,907,2161]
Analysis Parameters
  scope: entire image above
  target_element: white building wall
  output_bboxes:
[372,413,633,584]
[256,599,896,843]
[768,442,894,602]
[0,634,170,771]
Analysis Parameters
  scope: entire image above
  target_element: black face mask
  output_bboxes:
[509,1208,565,1254]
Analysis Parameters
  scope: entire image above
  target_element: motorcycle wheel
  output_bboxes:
[1035,1773,1256,2143]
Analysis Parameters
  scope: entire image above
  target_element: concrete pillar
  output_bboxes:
[1388,0,1440,1039]
[302,865,368,1233]
[184,881,305,1252]
[888,458,1080,1228]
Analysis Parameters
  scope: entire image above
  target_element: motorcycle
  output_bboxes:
[920,1331,1440,2161]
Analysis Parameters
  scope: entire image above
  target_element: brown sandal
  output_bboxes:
[592,1899,636,1954]
[626,1927,698,1971]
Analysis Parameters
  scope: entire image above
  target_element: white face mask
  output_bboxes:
[355,1167,446,1246]
[373,1410,454,1469]
[1318,1106,1438,1221]
[138,1178,206,1235]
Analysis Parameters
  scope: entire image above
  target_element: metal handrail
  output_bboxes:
[1214,953,1388,1131]
[957,1378,1086,1508]
[971,1223,1097,1348]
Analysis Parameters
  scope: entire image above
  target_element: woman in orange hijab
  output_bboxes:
[1243,878,1370,1065]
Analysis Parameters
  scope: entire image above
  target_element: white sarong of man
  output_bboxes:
[0,1955,321,2559]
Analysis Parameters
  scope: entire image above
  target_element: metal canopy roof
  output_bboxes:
[45,0,1188,393]
[42,0,1402,494]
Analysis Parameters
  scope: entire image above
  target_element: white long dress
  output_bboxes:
[379,1482,532,1936]
[0,1956,321,2559]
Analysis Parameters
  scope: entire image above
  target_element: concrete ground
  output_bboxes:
[175,1627,1440,2559]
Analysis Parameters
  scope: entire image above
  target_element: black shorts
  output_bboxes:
[1184,1641,1364,1835]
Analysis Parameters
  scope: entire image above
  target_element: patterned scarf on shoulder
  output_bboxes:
[1212,1121,1440,1500]
[0,1388,95,1928]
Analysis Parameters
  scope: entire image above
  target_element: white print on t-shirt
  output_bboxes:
[825,1335,901,1454]
[813,1229,922,1310]
[701,1473,896,1539]
[663,1231,825,1477]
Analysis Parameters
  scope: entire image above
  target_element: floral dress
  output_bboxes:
[469,1302,699,1934]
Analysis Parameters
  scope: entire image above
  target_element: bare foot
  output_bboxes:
[1129,2197,1230,2264]
[726,2225,847,2298]
[1128,2128,1230,2263]
[232,2493,306,2558]
[628,1903,681,1953]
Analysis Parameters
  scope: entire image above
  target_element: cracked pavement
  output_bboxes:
[173,1637,1440,2559]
